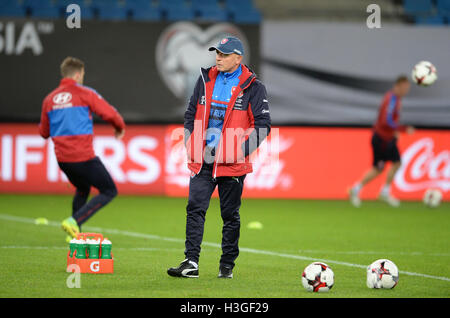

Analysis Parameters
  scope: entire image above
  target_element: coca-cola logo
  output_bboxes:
[244,134,293,190]
[395,138,450,192]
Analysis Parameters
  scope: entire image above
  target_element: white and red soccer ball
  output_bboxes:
[411,61,437,86]
[423,188,443,208]
[301,259,401,292]
[366,259,399,289]
[301,262,334,292]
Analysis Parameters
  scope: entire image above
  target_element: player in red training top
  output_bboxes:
[39,57,126,241]
[349,75,414,207]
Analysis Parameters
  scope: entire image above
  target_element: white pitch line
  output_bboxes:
[298,249,450,257]
[1,213,449,283]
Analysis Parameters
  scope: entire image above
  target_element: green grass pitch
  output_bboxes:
[0,194,449,298]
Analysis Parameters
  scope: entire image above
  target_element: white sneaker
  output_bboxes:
[379,193,400,207]
[348,188,361,207]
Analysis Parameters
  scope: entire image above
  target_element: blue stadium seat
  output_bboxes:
[131,7,161,21]
[125,0,152,11]
[166,6,194,21]
[23,0,60,18]
[125,0,161,21]
[231,7,261,24]
[403,0,433,15]
[90,0,127,20]
[197,6,228,22]
[91,0,121,8]
[159,0,187,11]
[31,7,61,18]
[97,7,128,20]
[225,0,254,11]
[24,0,53,8]
[436,0,450,13]
[415,14,446,25]
[0,0,26,17]
[58,0,90,8]
[91,0,124,10]
[225,0,261,23]
[191,0,220,9]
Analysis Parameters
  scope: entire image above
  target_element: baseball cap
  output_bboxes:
[208,36,244,56]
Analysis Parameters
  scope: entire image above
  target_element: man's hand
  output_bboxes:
[115,128,125,139]
[406,126,415,135]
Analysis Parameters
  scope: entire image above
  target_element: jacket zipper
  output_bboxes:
[197,68,208,176]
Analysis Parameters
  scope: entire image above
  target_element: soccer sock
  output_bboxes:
[353,183,362,195]
[380,184,391,196]
[73,193,115,226]
[73,189,90,215]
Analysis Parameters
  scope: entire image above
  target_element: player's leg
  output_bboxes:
[58,162,88,238]
[349,133,384,207]
[71,157,118,226]
[216,174,246,278]
[70,182,91,234]
[379,139,401,207]
[73,188,90,218]
[168,164,216,278]
[70,184,90,237]
[385,161,401,185]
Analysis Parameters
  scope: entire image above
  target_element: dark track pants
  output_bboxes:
[58,157,117,227]
[185,163,246,268]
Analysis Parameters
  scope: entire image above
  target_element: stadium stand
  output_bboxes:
[0,0,262,23]
[403,0,434,15]
[25,0,61,18]
[437,0,450,12]
[1,0,448,26]
[60,0,94,20]
[403,0,448,25]
[92,1,128,21]
[0,0,26,17]
[190,0,226,22]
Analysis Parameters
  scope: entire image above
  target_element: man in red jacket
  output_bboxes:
[349,75,414,207]
[39,57,125,240]
[168,37,271,279]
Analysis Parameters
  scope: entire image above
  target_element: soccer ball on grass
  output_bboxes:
[366,259,399,289]
[423,188,443,208]
[301,262,334,292]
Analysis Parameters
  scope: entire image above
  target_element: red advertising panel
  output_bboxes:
[1,124,449,200]
[0,124,166,195]
[164,126,449,200]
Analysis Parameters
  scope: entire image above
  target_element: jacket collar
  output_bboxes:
[201,64,256,89]
[60,78,77,86]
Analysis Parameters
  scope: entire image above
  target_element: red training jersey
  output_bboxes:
[39,78,125,162]
[373,90,406,141]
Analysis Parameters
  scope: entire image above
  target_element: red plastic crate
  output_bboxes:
[66,233,114,274]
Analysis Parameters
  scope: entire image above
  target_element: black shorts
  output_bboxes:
[371,133,401,169]
[58,156,117,195]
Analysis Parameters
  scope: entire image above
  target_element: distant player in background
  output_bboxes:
[349,75,414,207]
[39,57,125,241]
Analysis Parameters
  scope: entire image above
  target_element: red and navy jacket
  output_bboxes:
[373,90,406,141]
[39,78,125,163]
[184,64,271,178]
